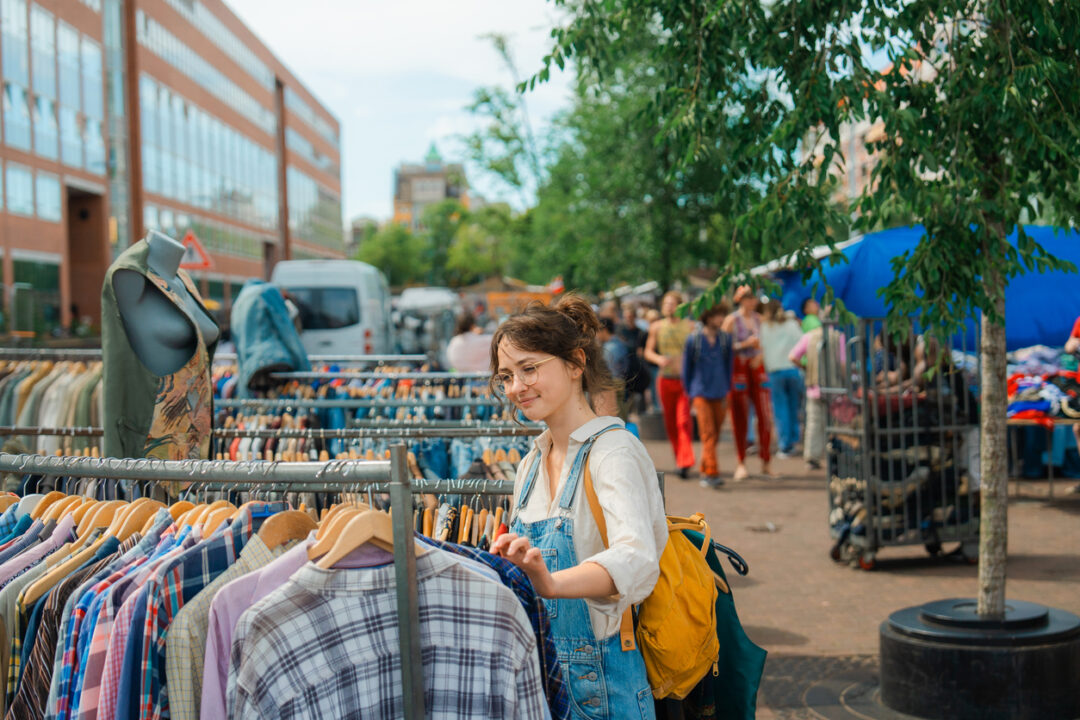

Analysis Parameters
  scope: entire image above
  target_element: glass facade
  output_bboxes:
[13,259,61,336]
[144,202,269,261]
[161,0,273,89]
[284,87,338,148]
[140,74,279,231]
[285,127,338,175]
[286,166,343,252]
[35,171,61,221]
[135,11,274,135]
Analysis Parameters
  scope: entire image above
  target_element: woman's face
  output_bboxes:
[496,339,581,423]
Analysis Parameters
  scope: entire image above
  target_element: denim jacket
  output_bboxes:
[231,280,310,397]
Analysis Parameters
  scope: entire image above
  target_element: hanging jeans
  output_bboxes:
[768,368,804,453]
[513,428,656,720]
[691,396,728,477]
[658,377,695,470]
[730,357,772,464]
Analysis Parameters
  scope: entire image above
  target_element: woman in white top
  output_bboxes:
[490,294,667,720]
[759,300,806,456]
[445,313,494,373]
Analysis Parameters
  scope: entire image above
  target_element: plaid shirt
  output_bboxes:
[423,538,570,720]
[139,503,284,720]
[0,505,19,539]
[8,534,129,720]
[93,528,199,720]
[228,549,547,720]
[44,510,174,720]
[164,534,281,720]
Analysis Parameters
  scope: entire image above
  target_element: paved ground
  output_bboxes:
[639,424,1080,718]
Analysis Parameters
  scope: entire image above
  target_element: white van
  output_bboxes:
[270,260,393,356]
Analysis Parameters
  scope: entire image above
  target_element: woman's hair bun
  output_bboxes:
[554,293,600,340]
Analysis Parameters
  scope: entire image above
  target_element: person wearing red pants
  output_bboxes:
[681,301,734,488]
[723,286,773,481]
[645,291,696,477]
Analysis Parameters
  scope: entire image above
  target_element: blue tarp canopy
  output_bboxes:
[775,225,1080,351]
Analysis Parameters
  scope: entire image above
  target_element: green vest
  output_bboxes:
[102,240,218,460]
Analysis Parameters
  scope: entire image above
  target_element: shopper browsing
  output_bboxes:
[760,301,805,458]
[723,286,773,481]
[681,302,734,488]
[490,295,667,720]
[445,313,494,373]
[644,291,697,478]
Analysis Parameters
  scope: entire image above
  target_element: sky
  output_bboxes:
[225,0,574,225]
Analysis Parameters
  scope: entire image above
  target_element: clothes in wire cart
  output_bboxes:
[821,318,981,570]
[0,451,560,720]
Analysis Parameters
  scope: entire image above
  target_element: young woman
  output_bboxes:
[490,294,667,720]
[644,291,697,477]
[681,302,734,488]
[721,286,773,480]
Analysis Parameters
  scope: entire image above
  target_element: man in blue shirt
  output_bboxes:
[682,302,735,488]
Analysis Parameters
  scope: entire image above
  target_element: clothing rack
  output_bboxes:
[269,370,490,381]
[215,352,431,365]
[0,450,429,720]
[211,425,541,440]
[0,425,103,437]
[215,397,500,409]
[0,348,103,361]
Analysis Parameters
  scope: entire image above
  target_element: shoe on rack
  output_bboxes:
[699,475,724,489]
[733,465,749,482]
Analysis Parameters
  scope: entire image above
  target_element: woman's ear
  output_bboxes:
[572,348,587,378]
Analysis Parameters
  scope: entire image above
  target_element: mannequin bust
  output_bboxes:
[112,230,220,376]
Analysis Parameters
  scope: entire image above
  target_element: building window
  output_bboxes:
[60,106,81,167]
[3,82,32,151]
[84,117,105,174]
[5,163,34,216]
[35,171,60,221]
[2,0,29,87]
[33,94,58,159]
[30,5,55,99]
[13,258,60,337]
[80,36,103,120]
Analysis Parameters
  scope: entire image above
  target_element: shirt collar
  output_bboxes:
[531,416,625,454]
[292,546,457,593]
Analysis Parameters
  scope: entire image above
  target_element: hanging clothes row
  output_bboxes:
[0,361,103,456]
[0,452,561,720]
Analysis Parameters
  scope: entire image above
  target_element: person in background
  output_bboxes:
[642,307,662,411]
[445,313,493,373]
[761,300,805,458]
[644,291,697,478]
[801,297,822,333]
[1065,317,1080,492]
[723,286,773,481]
[597,317,632,420]
[789,316,844,471]
[682,301,734,488]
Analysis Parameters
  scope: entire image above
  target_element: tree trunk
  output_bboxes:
[977,253,1007,618]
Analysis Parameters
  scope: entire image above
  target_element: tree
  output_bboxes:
[418,199,468,285]
[355,223,429,288]
[538,0,1080,617]
[446,203,516,286]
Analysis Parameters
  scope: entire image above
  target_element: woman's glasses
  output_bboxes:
[494,356,558,395]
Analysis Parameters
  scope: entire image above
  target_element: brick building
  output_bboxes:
[392,143,468,231]
[0,0,343,337]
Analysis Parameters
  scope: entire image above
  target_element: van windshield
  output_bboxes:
[285,287,360,330]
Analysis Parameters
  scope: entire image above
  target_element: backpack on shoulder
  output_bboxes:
[582,448,723,700]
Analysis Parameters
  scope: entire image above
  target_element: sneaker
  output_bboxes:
[700,475,724,489]
[678,467,690,480]
[806,458,823,471]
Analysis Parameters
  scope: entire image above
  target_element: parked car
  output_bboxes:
[269,260,392,356]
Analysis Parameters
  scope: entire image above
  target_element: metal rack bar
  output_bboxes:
[0,426,104,437]
[269,371,489,381]
[215,397,500,409]
[211,426,540,440]
[213,353,430,365]
[0,348,103,360]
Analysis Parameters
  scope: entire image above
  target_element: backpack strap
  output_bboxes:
[582,427,638,652]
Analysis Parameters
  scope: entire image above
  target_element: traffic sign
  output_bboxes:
[179,230,213,270]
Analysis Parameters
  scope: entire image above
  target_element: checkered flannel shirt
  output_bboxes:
[228,548,547,719]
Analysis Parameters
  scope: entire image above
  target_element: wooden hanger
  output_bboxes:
[313,509,424,568]
[258,510,317,550]
[308,507,364,557]
[168,501,195,522]
[192,499,234,526]
[0,496,18,513]
[202,506,234,535]
[30,491,67,520]
[42,496,83,523]
[72,500,124,549]
[70,499,98,526]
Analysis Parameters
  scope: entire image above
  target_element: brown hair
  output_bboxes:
[698,298,732,324]
[489,293,620,399]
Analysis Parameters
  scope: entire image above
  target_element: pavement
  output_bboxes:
[639,425,1080,718]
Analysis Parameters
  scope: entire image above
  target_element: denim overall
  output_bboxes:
[511,425,656,720]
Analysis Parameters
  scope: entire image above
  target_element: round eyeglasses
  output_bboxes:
[494,356,559,395]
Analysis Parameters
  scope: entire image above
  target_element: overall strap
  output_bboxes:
[557,423,623,510]
[512,449,544,523]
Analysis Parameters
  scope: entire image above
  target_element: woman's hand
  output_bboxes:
[491,532,557,597]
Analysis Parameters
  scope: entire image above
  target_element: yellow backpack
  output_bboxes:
[583,459,722,700]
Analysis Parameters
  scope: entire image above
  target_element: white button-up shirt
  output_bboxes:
[512,416,668,640]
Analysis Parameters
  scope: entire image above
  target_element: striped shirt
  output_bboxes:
[228,549,547,720]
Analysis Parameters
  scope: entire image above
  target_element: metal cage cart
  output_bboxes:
[821,318,981,570]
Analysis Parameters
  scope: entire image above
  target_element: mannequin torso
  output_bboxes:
[112,231,220,376]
